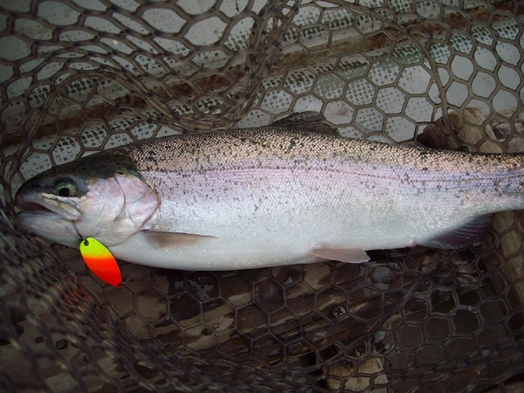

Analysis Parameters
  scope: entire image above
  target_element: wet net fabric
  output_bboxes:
[1,0,524,391]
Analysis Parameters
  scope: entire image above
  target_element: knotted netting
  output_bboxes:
[1,0,524,391]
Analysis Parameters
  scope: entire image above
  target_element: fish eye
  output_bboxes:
[54,180,77,197]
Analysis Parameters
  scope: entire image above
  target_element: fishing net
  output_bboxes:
[1,0,524,391]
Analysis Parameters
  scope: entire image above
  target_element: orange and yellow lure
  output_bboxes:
[79,237,123,287]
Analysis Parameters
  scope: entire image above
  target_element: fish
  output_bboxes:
[15,112,524,271]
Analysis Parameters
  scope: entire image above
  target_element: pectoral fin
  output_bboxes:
[311,247,370,263]
[142,230,216,249]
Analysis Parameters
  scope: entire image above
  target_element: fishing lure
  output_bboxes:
[79,237,123,287]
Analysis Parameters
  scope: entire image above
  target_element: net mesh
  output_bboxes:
[1,0,524,391]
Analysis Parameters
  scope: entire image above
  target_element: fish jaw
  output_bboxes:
[16,191,82,246]
[17,191,82,220]
[16,210,81,247]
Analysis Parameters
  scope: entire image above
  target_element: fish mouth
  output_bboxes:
[16,193,82,247]
[16,193,81,221]
[17,199,54,213]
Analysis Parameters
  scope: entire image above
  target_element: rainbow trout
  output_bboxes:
[15,113,524,270]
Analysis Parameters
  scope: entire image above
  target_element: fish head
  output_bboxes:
[16,153,158,248]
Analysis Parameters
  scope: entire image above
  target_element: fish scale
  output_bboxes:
[15,114,524,271]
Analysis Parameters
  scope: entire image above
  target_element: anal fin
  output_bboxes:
[310,247,370,263]
[419,214,493,249]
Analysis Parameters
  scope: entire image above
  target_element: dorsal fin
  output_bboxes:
[271,112,340,136]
